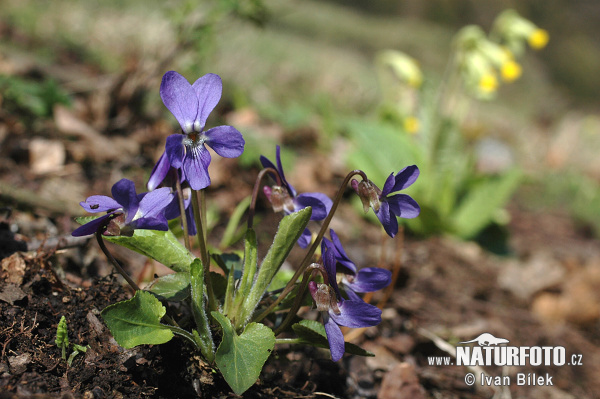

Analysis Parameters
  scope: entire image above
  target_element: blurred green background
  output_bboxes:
[2,0,600,244]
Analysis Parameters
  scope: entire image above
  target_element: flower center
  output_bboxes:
[183,132,207,149]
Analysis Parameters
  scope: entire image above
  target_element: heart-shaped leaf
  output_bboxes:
[212,311,275,395]
[148,272,190,301]
[101,290,173,348]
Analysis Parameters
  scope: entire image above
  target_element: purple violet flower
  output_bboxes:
[352,165,420,238]
[260,145,332,248]
[322,230,392,294]
[72,179,174,237]
[154,71,245,190]
[309,247,382,362]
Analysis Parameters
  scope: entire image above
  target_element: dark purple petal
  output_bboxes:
[323,313,345,362]
[80,195,121,213]
[72,213,113,237]
[165,134,185,169]
[164,194,181,220]
[344,288,363,302]
[344,267,391,293]
[111,179,139,217]
[375,201,398,238]
[183,144,211,190]
[392,165,419,192]
[294,193,331,221]
[329,229,356,274]
[131,214,170,231]
[147,152,171,191]
[192,73,222,130]
[297,228,312,248]
[330,300,382,328]
[386,194,420,219]
[160,71,199,133]
[260,154,277,173]
[204,125,245,158]
[380,173,395,197]
[321,240,341,298]
[275,145,296,197]
[185,203,197,235]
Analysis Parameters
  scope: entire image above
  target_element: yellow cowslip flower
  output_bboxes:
[403,116,420,134]
[528,29,549,49]
[479,72,498,93]
[501,60,522,82]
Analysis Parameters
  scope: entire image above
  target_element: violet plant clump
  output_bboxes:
[73,70,421,395]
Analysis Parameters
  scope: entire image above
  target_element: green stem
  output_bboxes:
[247,167,282,229]
[273,264,323,335]
[96,231,140,292]
[253,169,368,325]
[191,190,217,311]
[164,324,201,351]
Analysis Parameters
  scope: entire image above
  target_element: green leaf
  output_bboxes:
[452,168,522,239]
[241,208,311,324]
[105,230,194,273]
[101,290,173,349]
[148,272,190,302]
[212,312,275,395]
[55,315,69,360]
[292,320,374,357]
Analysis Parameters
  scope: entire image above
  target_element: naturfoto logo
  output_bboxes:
[456,333,565,367]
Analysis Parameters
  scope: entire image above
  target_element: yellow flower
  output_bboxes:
[501,60,522,82]
[479,73,498,93]
[403,116,420,134]
[528,29,549,49]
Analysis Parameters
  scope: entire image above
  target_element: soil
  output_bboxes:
[1,203,599,398]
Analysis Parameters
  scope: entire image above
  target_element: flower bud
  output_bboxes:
[263,185,294,214]
[351,179,381,213]
[308,282,341,314]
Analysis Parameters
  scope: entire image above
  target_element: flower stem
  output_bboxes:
[192,189,217,311]
[164,324,201,351]
[253,169,368,325]
[174,174,191,251]
[95,230,140,292]
[273,264,324,335]
[247,167,282,229]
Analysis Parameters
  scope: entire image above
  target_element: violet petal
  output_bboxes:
[375,201,398,238]
[392,165,419,192]
[80,195,121,213]
[344,267,392,293]
[183,144,212,190]
[386,194,421,219]
[72,213,113,237]
[165,134,185,169]
[330,300,382,328]
[380,173,396,197]
[147,152,171,191]
[323,313,345,362]
[192,73,222,130]
[136,187,174,220]
[111,179,139,217]
[294,193,331,221]
[204,125,245,158]
[160,71,199,133]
